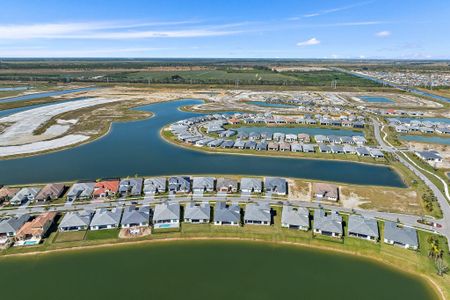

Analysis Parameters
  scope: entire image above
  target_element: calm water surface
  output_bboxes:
[0,241,437,300]
[401,135,450,145]
[0,99,404,187]
[360,96,394,103]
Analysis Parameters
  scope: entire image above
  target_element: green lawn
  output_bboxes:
[55,231,87,243]
[86,229,120,240]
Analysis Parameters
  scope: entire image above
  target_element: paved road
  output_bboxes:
[372,117,450,246]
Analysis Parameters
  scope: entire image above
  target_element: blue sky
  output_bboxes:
[0,0,449,59]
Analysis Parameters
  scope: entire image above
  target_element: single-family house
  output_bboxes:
[416,151,443,163]
[93,179,120,199]
[384,221,418,250]
[90,208,123,230]
[184,202,211,223]
[244,202,271,225]
[143,177,166,195]
[268,142,279,151]
[59,210,93,232]
[313,209,342,238]
[0,187,19,204]
[66,182,95,202]
[153,202,180,229]
[118,178,144,197]
[35,183,65,202]
[10,187,40,206]
[279,142,291,152]
[256,141,268,151]
[0,214,30,239]
[15,212,57,245]
[168,176,191,193]
[192,177,215,193]
[216,178,238,193]
[121,206,151,228]
[214,202,240,226]
[264,177,287,195]
[302,144,315,153]
[313,183,339,201]
[240,178,262,193]
[291,143,302,152]
[281,206,309,230]
[348,215,379,241]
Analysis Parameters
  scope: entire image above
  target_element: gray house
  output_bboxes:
[0,214,30,237]
[66,182,95,202]
[168,176,191,193]
[348,215,379,241]
[384,221,418,250]
[10,187,40,206]
[240,178,262,193]
[184,202,210,223]
[214,202,240,226]
[264,177,287,195]
[153,202,180,229]
[313,209,343,238]
[90,208,123,230]
[59,210,93,232]
[216,178,238,193]
[118,178,144,197]
[121,206,151,228]
[192,177,215,193]
[244,202,271,225]
[143,177,166,195]
[281,206,309,230]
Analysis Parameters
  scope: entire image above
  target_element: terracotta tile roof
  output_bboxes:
[93,180,120,196]
[16,212,57,238]
[0,187,20,200]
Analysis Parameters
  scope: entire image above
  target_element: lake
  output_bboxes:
[236,126,362,136]
[401,135,450,145]
[0,99,404,187]
[245,101,298,108]
[360,96,394,103]
[0,87,97,103]
[0,241,437,300]
[0,86,30,92]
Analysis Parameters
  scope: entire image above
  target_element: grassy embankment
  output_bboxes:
[1,206,448,299]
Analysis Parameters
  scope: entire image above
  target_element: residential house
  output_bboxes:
[240,178,262,193]
[268,142,279,151]
[192,177,215,193]
[121,206,151,228]
[384,221,418,250]
[216,178,238,193]
[279,142,291,152]
[0,187,19,204]
[35,183,65,202]
[313,209,343,238]
[15,212,57,245]
[93,179,120,199]
[214,202,240,226]
[66,182,95,202]
[290,143,302,152]
[313,183,339,201]
[143,177,166,195]
[244,202,271,225]
[90,208,123,230]
[59,210,93,232]
[348,215,379,241]
[281,206,309,230]
[168,176,191,193]
[184,202,210,223]
[302,144,315,153]
[0,214,30,241]
[10,187,40,206]
[416,151,443,163]
[118,178,144,197]
[153,202,180,229]
[264,177,287,195]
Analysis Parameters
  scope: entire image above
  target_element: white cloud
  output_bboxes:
[297,37,320,47]
[376,30,391,37]
[0,21,243,40]
[301,1,374,18]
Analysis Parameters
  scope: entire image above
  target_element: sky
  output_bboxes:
[0,0,449,59]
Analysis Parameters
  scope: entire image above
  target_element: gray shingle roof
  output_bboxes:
[153,202,180,222]
[185,202,210,220]
[264,177,287,194]
[143,177,166,193]
[192,177,215,191]
[119,178,143,196]
[214,202,240,223]
[281,206,309,228]
[90,208,122,227]
[348,215,379,238]
[384,221,418,247]
[244,202,271,223]
[313,209,342,235]
[240,178,262,192]
[67,182,95,199]
[59,211,93,229]
[121,205,150,226]
[0,214,30,234]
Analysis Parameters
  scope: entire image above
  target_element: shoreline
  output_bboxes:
[0,236,444,300]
